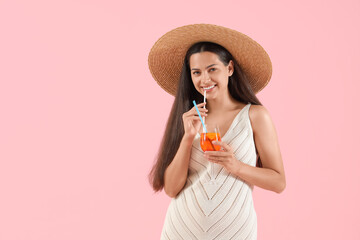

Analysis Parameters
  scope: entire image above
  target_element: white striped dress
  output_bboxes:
[160,103,258,240]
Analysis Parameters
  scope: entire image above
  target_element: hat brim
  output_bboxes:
[148,24,272,96]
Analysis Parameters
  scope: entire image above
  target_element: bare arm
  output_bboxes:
[236,105,286,193]
[163,102,207,198]
[204,105,286,193]
[163,134,194,198]
[236,161,285,193]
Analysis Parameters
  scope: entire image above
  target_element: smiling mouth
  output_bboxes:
[203,84,216,91]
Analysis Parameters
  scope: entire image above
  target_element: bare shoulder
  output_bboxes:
[248,103,286,192]
[248,104,268,115]
[248,104,273,134]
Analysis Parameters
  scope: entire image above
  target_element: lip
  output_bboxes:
[202,84,217,93]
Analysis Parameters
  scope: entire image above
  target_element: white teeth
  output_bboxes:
[203,85,215,90]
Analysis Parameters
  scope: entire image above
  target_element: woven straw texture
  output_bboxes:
[148,24,272,96]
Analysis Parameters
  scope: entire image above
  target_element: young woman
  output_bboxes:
[148,24,286,240]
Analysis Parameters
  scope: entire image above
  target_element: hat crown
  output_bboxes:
[148,23,272,96]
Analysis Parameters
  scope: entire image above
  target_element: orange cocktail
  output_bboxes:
[200,132,222,151]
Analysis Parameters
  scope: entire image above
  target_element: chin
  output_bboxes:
[206,94,217,100]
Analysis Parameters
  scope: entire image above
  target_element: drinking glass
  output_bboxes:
[200,124,222,184]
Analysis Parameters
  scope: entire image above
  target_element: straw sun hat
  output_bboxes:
[148,23,272,96]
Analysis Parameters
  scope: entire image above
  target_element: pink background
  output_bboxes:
[1,0,359,239]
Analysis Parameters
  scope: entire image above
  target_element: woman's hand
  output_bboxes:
[204,141,242,175]
[182,102,208,138]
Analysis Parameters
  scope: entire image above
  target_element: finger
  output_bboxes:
[207,156,222,162]
[187,113,207,121]
[192,106,208,114]
[187,116,206,122]
[189,102,205,109]
[184,105,208,116]
[197,102,206,107]
[184,113,207,120]
[191,103,207,112]
[183,110,208,118]
[212,141,232,152]
[204,151,226,157]
[193,110,208,116]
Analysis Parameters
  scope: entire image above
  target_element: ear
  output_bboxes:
[228,60,234,76]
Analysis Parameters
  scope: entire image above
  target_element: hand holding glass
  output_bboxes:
[200,124,221,183]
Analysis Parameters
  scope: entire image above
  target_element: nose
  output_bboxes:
[201,72,211,84]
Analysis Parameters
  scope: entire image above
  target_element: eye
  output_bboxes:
[193,71,200,75]
[209,68,216,72]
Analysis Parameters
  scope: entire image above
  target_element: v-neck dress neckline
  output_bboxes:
[160,102,258,239]
[196,102,251,140]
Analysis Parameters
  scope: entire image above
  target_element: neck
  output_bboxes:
[206,90,238,113]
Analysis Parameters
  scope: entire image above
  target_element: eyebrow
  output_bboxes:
[191,64,217,71]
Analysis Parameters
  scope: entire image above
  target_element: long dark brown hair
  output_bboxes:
[148,41,263,192]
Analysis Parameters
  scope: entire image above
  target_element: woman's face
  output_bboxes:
[189,51,233,100]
